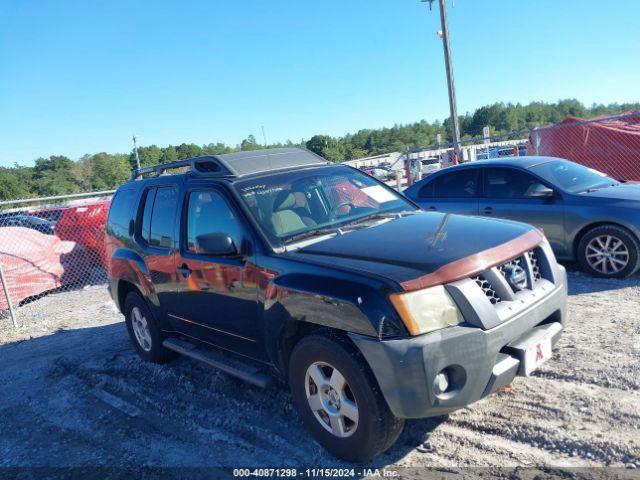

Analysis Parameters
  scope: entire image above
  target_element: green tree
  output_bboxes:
[0,167,30,200]
[240,135,260,151]
[88,153,130,189]
[32,155,79,195]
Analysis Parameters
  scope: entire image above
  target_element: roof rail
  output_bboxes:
[131,159,191,180]
[131,156,229,180]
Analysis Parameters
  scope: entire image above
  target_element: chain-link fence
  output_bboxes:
[0,191,114,328]
[529,111,640,181]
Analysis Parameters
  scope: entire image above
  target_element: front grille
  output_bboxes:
[528,249,542,282]
[497,257,523,285]
[474,275,501,304]
[472,246,550,308]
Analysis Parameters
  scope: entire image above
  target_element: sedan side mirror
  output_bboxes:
[529,185,554,198]
[196,232,237,256]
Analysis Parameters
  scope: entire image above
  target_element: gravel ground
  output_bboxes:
[0,269,638,472]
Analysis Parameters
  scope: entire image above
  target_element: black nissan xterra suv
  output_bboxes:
[106,148,567,461]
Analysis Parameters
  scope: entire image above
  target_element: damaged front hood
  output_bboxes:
[285,212,542,290]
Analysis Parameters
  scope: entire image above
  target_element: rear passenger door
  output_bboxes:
[136,185,180,313]
[414,168,480,215]
[169,187,263,359]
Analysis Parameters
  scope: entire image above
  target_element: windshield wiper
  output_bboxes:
[581,183,618,193]
[283,227,340,245]
[342,210,417,228]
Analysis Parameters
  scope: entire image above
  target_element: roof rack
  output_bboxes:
[131,157,229,180]
[130,147,329,181]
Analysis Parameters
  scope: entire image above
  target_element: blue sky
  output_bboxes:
[1,0,638,166]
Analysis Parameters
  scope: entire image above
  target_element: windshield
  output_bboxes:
[529,160,618,194]
[234,166,415,245]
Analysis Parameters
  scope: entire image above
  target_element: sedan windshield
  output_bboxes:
[529,160,619,194]
[234,166,415,245]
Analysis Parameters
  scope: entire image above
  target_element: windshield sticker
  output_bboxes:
[361,185,396,203]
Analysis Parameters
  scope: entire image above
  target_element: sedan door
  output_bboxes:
[412,168,480,215]
[481,167,566,254]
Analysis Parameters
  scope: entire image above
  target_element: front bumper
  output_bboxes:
[349,267,567,419]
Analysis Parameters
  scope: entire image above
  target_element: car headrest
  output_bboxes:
[273,191,295,212]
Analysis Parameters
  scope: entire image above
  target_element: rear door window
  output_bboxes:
[433,169,479,198]
[140,186,178,248]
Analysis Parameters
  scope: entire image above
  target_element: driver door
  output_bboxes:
[169,187,264,359]
[481,167,566,255]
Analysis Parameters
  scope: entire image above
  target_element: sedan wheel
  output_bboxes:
[577,225,640,278]
[585,234,630,275]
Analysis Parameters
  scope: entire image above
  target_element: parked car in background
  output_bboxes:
[107,148,566,461]
[0,214,55,235]
[476,145,527,160]
[404,156,640,278]
[29,206,66,224]
[411,157,441,181]
[363,167,391,181]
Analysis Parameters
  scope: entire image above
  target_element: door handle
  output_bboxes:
[427,205,437,211]
[483,206,493,214]
[176,264,192,278]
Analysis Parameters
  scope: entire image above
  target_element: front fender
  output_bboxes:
[261,272,407,373]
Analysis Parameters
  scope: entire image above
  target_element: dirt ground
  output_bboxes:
[0,269,638,472]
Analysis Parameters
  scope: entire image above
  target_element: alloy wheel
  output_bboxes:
[585,234,630,275]
[131,306,152,352]
[305,361,359,438]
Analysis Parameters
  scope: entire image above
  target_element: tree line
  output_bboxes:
[1,99,637,200]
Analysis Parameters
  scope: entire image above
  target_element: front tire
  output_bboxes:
[577,225,640,278]
[288,335,404,462]
[124,292,175,363]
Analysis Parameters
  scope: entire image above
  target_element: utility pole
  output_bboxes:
[132,135,141,170]
[261,125,267,146]
[425,0,462,160]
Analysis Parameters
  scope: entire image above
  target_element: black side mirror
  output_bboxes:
[195,232,237,256]
[529,185,554,198]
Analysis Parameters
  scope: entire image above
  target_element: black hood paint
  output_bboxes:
[285,212,535,287]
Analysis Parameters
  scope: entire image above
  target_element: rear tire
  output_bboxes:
[577,225,640,278]
[124,292,175,363]
[288,335,404,462]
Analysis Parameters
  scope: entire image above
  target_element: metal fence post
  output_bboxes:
[0,265,18,328]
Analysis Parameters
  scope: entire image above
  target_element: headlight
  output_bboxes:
[389,285,463,336]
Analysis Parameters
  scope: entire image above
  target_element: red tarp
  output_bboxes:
[528,112,640,181]
[0,227,88,310]
[55,200,110,266]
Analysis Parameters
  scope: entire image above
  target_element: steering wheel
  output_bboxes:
[330,201,355,219]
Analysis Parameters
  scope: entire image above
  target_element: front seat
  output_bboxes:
[271,191,316,237]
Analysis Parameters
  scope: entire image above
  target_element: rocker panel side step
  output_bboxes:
[162,338,273,388]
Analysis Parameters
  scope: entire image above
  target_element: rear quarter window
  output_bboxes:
[107,188,137,238]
